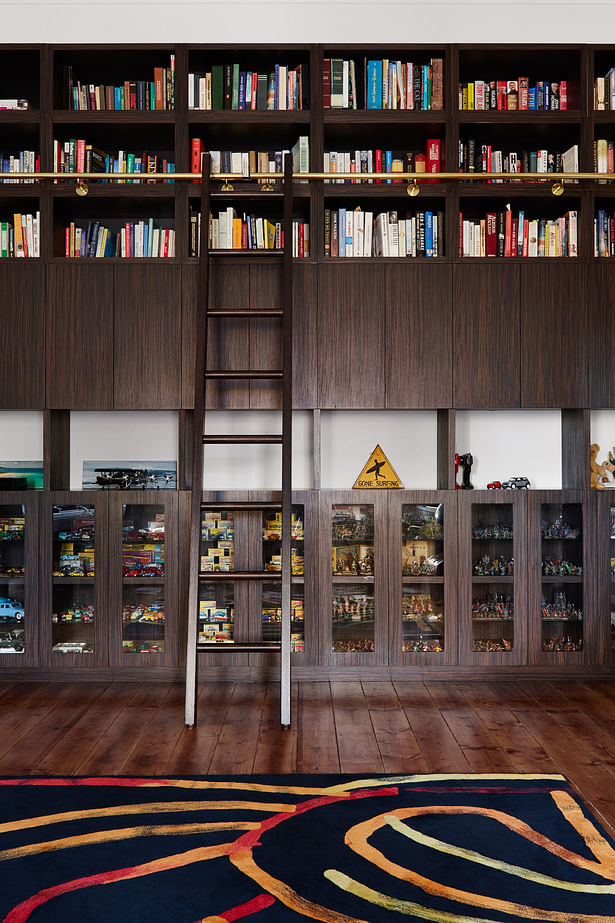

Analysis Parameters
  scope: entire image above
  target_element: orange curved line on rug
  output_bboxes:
[0,778,352,796]
[198,893,276,922]
[0,800,297,836]
[340,805,615,921]
[384,812,615,892]
[324,774,566,794]
[324,870,537,923]
[3,841,237,923]
[0,821,261,861]
[550,789,615,869]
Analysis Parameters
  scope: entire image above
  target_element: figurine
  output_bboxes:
[590,443,608,490]
[455,453,474,489]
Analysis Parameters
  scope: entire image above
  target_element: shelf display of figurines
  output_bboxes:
[332,639,375,653]
[542,636,583,652]
[542,591,583,621]
[401,504,444,541]
[473,638,512,652]
[403,636,443,653]
[472,593,513,619]
[472,523,513,540]
[332,506,374,543]
[473,554,514,576]
[402,592,442,621]
[541,517,580,540]
[332,544,374,575]
[541,557,582,576]
[332,594,374,623]
[541,589,583,652]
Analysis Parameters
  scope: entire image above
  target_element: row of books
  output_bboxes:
[188,64,303,111]
[363,58,443,110]
[458,79,568,111]
[0,99,29,111]
[188,211,309,257]
[459,209,578,258]
[594,210,615,256]
[65,56,175,110]
[324,208,444,258]
[324,142,441,183]
[53,140,175,182]
[595,139,615,177]
[0,213,40,257]
[64,220,176,258]
[458,142,578,178]
[190,136,309,178]
[594,70,615,110]
[1,151,39,183]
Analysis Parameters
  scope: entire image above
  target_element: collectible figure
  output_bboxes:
[455,453,474,489]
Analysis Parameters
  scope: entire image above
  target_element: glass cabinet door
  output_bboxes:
[121,504,166,654]
[51,503,96,655]
[262,505,304,653]
[331,504,375,653]
[540,502,584,654]
[401,503,444,653]
[199,510,234,644]
[471,503,515,654]
[0,504,26,657]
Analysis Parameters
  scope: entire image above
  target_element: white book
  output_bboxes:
[353,209,364,257]
[168,229,176,258]
[562,144,579,184]
[462,220,470,257]
[537,150,548,174]
[345,209,353,257]
[568,210,578,257]
[473,222,481,257]
[33,211,40,257]
[596,76,606,110]
[25,213,34,258]
[198,77,206,110]
[278,65,287,110]
[231,151,242,176]
[241,152,250,177]
[364,211,373,257]
[209,150,221,175]
[387,212,399,256]
[153,227,161,257]
[494,150,503,184]
[218,210,227,249]
[188,74,194,109]
[528,219,539,257]
[256,217,265,249]
[398,217,406,257]
[475,79,485,110]
[411,216,417,257]
[342,60,349,108]
[349,60,357,109]
[210,216,218,250]
[226,206,235,248]
[374,212,385,257]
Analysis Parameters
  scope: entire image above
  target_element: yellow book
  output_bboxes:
[13,214,24,257]
[69,221,75,258]
[264,219,276,249]
[232,217,242,249]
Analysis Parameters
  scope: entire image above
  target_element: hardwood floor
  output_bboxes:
[2,679,615,835]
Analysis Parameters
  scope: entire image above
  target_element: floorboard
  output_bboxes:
[1,679,615,834]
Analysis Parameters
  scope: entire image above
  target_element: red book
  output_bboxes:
[76,139,86,173]
[522,220,529,257]
[496,81,507,110]
[65,227,70,258]
[241,221,248,249]
[191,138,204,183]
[458,211,463,258]
[486,212,497,256]
[504,208,512,256]
[426,138,441,183]
[154,67,164,110]
[415,152,426,184]
[511,217,518,255]
[518,77,529,110]
[322,58,331,110]
[299,222,304,258]
[163,229,169,258]
[560,80,567,110]
[251,72,257,110]
[375,149,382,183]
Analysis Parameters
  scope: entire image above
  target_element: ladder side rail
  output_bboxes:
[185,153,212,726]
[280,153,294,726]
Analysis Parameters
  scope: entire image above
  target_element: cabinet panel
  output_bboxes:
[386,265,452,408]
[318,264,385,408]
[249,263,282,410]
[0,493,39,668]
[588,263,615,408]
[47,263,113,409]
[0,264,45,408]
[114,264,181,409]
[453,264,520,408]
[520,264,588,407]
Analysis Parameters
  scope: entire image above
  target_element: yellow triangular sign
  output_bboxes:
[353,445,403,489]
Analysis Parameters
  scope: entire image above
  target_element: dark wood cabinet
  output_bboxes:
[453,264,520,408]
[0,264,45,409]
[588,262,615,408]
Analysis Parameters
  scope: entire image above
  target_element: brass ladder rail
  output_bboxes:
[184,153,293,727]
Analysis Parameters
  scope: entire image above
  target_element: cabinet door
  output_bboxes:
[0,264,45,408]
[453,264,520,408]
[588,263,615,408]
[318,264,385,408]
[114,264,181,409]
[520,264,588,407]
[386,264,452,408]
[47,264,113,409]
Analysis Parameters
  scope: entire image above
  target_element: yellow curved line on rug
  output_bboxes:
[324,871,520,923]
[231,848,370,923]
[550,790,615,868]
[0,822,260,861]
[0,801,296,836]
[342,804,615,921]
[385,813,615,893]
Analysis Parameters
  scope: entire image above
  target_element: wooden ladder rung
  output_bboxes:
[208,309,284,318]
[205,370,283,380]
[202,434,283,445]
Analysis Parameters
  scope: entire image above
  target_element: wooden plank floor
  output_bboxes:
[2,679,615,836]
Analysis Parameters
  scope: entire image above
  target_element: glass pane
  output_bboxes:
[0,505,26,655]
[201,511,234,572]
[541,503,583,653]
[262,505,304,652]
[52,504,95,654]
[263,506,304,575]
[611,506,615,655]
[402,585,443,652]
[402,503,444,653]
[332,505,374,576]
[199,584,234,644]
[122,505,165,654]
[332,585,374,653]
[262,584,304,652]
[471,503,514,652]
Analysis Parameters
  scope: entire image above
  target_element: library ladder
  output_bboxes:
[184,153,294,727]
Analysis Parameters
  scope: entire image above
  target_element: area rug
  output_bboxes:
[1,774,615,922]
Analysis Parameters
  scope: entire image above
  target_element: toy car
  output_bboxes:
[487,481,502,489]
[501,477,530,489]
[0,598,24,622]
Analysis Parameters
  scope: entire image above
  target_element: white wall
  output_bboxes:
[2,1,613,44]
[0,412,43,461]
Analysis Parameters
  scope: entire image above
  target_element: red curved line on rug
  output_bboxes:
[0,778,348,796]
[198,893,276,922]
[2,842,235,923]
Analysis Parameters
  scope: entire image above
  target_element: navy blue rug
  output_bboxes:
[1,774,615,921]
